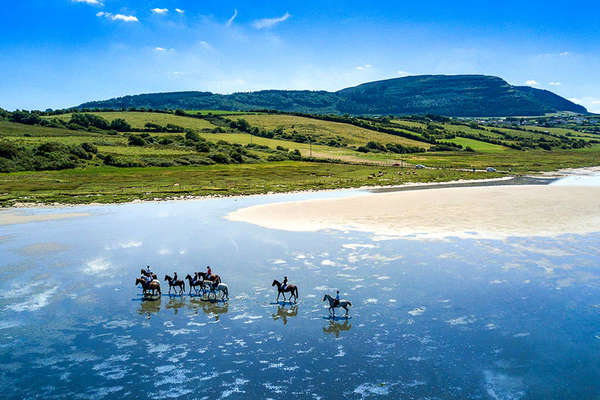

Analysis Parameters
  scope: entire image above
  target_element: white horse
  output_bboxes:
[202,280,229,300]
[323,294,351,318]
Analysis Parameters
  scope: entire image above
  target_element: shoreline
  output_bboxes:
[3,165,599,211]
[226,184,600,240]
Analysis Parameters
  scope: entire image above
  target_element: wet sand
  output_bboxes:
[0,212,89,225]
[227,185,600,239]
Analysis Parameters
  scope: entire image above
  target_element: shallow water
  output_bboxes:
[1,186,600,399]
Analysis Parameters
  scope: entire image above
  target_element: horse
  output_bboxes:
[272,279,299,303]
[203,281,229,300]
[164,274,185,295]
[140,269,157,280]
[185,274,204,296]
[135,277,161,297]
[323,294,351,318]
[198,271,221,285]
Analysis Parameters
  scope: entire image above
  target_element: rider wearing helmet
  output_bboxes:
[206,266,212,280]
[282,276,288,291]
[334,290,340,307]
[173,271,178,282]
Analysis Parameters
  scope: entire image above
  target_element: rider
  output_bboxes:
[173,271,178,282]
[282,276,288,291]
[145,265,152,275]
[334,290,340,307]
[206,266,212,280]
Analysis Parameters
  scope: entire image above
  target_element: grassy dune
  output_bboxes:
[0,162,498,206]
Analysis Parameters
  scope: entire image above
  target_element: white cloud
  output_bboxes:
[253,12,291,29]
[73,0,102,5]
[154,47,175,53]
[226,9,238,27]
[151,8,168,15]
[525,80,538,86]
[198,41,212,50]
[559,51,570,56]
[548,81,561,86]
[355,64,372,71]
[568,97,600,113]
[175,8,184,14]
[97,11,139,22]
[397,70,410,77]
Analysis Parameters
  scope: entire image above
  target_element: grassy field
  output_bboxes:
[50,112,217,131]
[229,114,431,148]
[0,162,500,206]
[2,110,600,206]
[403,145,600,172]
[442,137,508,152]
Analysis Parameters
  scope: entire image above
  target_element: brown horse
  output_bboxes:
[135,277,161,296]
[272,279,299,303]
[164,274,185,295]
[198,272,221,286]
[185,274,204,295]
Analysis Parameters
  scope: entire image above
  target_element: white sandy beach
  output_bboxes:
[227,185,600,240]
[0,212,89,225]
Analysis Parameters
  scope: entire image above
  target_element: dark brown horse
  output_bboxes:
[185,274,204,295]
[135,277,161,296]
[164,274,185,295]
[272,279,299,303]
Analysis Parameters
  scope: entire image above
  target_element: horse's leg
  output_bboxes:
[276,291,280,303]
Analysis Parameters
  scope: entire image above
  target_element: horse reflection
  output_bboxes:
[165,296,186,315]
[137,296,162,318]
[272,305,298,325]
[323,319,352,338]
[189,298,229,320]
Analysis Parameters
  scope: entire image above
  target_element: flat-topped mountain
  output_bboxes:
[78,74,586,117]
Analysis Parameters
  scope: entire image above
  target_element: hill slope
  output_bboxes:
[78,75,586,117]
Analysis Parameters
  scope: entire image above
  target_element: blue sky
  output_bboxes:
[1,0,599,112]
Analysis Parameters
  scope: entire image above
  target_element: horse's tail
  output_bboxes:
[224,286,229,299]
[182,282,186,291]
[348,301,352,307]
[295,287,299,299]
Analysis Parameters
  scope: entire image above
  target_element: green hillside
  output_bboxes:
[1,108,599,206]
[77,75,587,117]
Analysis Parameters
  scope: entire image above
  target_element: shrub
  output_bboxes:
[81,142,98,154]
[185,131,200,142]
[267,153,288,161]
[0,141,21,159]
[166,124,185,133]
[196,142,211,152]
[110,118,132,132]
[209,153,230,164]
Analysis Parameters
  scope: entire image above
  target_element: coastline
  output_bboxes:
[2,165,599,211]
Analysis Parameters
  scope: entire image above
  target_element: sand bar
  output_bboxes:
[227,185,600,240]
[0,212,89,225]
